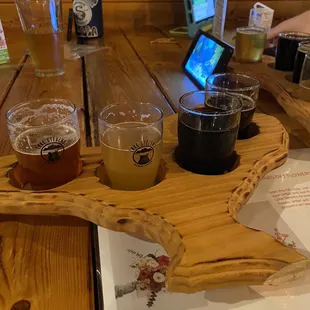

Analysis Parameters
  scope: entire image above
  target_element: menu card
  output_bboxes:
[98,149,310,310]
[238,148,310,259]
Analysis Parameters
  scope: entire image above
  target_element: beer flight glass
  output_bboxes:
[99,103,163,191]
[15,0,65,77]
[275,32,310,72]
[206,73,259,139]
[6,99,81,190]
[177,91,242,175]
[235,26,267,63]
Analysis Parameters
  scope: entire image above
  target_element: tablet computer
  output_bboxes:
[182,30,234,89]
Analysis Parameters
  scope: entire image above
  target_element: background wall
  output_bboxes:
[1,0,310,29]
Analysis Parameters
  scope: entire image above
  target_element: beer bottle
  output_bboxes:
[73,0,103,39]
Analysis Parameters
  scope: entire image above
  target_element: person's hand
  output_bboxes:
[267,10,310,41]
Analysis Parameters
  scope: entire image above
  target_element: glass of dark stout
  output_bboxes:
[6,99,82,190]
[275,32,310,72]
[177,91,242,175]
[206,73,259,139]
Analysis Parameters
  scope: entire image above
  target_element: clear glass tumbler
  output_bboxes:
[299,53,310,101]
[206,73,259,138]
[235,26,267,63]
[177,91,242,175]
[15,0,65,77]
[6,98,81,190]
[99,103,163,191]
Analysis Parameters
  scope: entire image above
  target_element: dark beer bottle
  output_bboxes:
[72,0,103,39]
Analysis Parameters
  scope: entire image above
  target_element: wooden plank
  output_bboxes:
[1,3,186,28]
[0,68,18,106]
[122,26,196,111]
[84,28,174,146]
[0,55,94,308]
[0,28,27,108]
[0,215,94,310]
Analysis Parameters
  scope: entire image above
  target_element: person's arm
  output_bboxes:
[267,10,310,40]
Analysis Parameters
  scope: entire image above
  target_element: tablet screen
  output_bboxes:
[193,0,215,24]
[184,35,225,88]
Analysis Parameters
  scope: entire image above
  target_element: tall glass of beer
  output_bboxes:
[6,99,81,190]
[99,103,163,191]
[15,0,65,77]
[235,26,267,63]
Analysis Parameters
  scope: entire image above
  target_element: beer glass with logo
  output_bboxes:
[99,103,163,191]
[6,99,81,190]
[177,91,242,175]
[15,0,65,77]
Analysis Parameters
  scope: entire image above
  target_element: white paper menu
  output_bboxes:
[238,148,310,259]
[212,0,228,41]
[98,149,310,310]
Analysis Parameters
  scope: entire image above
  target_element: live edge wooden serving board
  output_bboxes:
[0,113,307,293]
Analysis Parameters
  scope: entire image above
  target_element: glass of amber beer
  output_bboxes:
[6,99,81,190]
[99,103,163,191]
[235,26,267,63]
[15,0,64,77]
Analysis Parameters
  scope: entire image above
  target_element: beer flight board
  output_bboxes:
[0,107,306,293]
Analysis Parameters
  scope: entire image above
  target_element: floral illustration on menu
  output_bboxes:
[115,249,170,307]
[274,228,296,248]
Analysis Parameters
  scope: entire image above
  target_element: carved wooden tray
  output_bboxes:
[0,113,306,293]
[231,55,310,134]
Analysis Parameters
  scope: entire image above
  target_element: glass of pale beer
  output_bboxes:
[235,26,267,63]
[99,103,163,191]
[6,99,81,190]
[15,0,65,77]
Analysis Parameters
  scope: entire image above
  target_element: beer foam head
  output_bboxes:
[8,103,75,127]
[13,125,79,154]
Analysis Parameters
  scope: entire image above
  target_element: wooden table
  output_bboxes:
[1,24,310,310]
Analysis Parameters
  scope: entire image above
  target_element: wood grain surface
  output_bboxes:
[0,113,305,293]
[0,29,95,310]
[2,0,309,30]
[85,28,174,146]
[0,3,185,28]
[232,56,310,141]
[0,28,27,108]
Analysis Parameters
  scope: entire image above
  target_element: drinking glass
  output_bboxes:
[177,91,242,175]
[299,53,310,101]
[15,0,65,77]
[6,99,81,190]
[275,32,310,72]
[99,103,163,191]
[235,26,267,63]
[206,73,259,138]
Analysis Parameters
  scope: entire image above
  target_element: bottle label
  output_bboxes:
[248,3,274,31]
[73,0,102,38]
[0,20,10,64]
